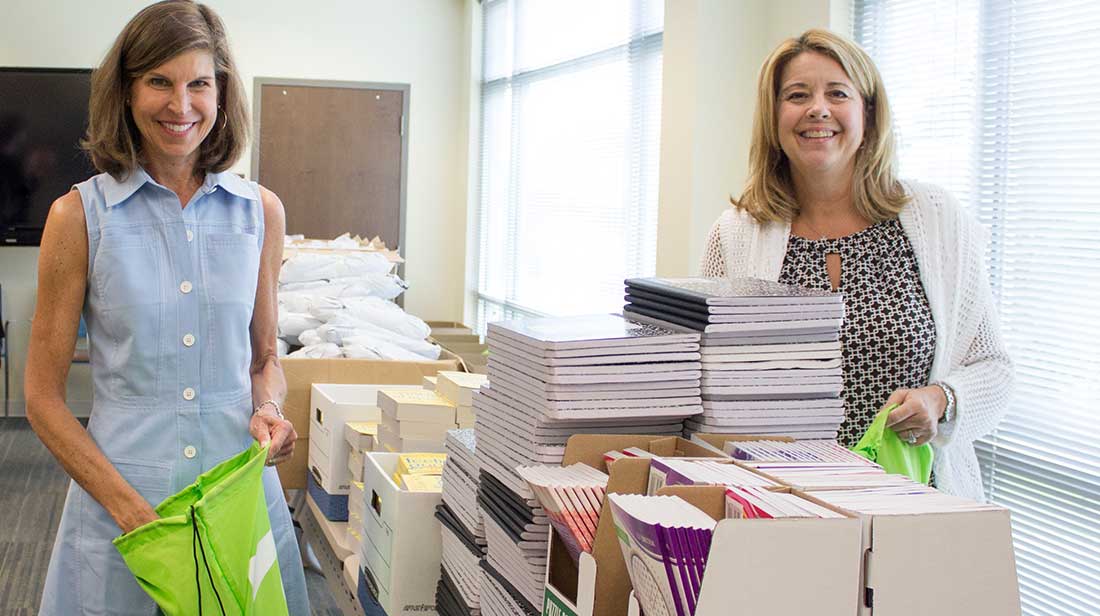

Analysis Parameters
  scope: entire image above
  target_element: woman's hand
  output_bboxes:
[250,410,297,466]
[883,385,948,446]
[118,501,160,535]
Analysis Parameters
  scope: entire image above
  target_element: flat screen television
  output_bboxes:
[1,67,96,246]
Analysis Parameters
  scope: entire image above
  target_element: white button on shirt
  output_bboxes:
[182,387,196,401]
[184,445,197,459]
[186,229,194,242]
[180,280,193,294]
[183,333,195,347]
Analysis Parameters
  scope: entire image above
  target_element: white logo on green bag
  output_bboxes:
[248,530,277,600]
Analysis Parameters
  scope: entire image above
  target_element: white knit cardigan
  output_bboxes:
[699,181,1014,501]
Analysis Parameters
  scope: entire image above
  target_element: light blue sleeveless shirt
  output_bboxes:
[40,168,309,615]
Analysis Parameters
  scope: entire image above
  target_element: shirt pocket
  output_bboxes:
[94,233,162,309]
[93,233,164,401]
[202,232,261,394]
[203,232,261,306]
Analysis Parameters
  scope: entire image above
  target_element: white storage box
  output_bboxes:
[349,480,365,526]
[434,371,488,407]
[345,421,378,452]
[349,448,365,483]
[377,421,448,453]
[379,413,456,441]
[309,383,419,494]
[359,452,443,615]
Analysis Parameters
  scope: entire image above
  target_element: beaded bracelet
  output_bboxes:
[253,399,285,420]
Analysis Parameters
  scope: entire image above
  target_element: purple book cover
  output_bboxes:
[670,525,698,614]
[690,527,712,596]
[609,498,685,616]
[656,524,689,616]
[649,458,697,488]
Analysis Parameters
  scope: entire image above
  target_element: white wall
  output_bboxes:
[656,0,852,277]
[0,0,470,414]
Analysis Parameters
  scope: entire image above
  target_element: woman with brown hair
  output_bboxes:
[701,29,1013,501]
[23,1,309,612]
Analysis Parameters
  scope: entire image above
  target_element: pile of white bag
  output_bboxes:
[276,247,441,361]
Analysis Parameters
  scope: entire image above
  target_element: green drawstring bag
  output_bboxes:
[113,443,289,616]
[852,404,935,485]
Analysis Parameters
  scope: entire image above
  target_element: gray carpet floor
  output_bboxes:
[0,418,341,615]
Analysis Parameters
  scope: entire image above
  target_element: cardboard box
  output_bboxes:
[309,383,420,495]
[276,354,460,489]
[359,452,443,616]
[676,433,1021,616]
[543,435,728,616]
[662,484,862,616]
[797,490,1021,616]
[688,432,796,456]
[426,320,475,337]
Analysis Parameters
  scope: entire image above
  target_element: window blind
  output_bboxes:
[476,0,663,329]
[856,1,1100,613]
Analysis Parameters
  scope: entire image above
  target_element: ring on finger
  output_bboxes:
[907,431,918,445]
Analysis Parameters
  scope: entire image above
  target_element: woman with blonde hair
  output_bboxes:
[700,29,1012,501]
[24,1,309,612]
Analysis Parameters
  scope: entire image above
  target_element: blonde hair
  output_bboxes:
[734,29,908,223]
[82,0,249,179]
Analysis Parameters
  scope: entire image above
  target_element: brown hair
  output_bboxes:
[82,0,249,179]
[734,29,908,223]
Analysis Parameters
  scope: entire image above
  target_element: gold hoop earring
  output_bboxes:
[218,106,228,131]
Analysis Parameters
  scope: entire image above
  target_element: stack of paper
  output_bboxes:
[516,463,609,561]
[809,485,1004,515]
[378,389,460,452]
[436,429,485,616]
[441,430,485,546]
[478,562,540,616]
[723,486,848,519]
[390,453,446,491]
[623,277,845,439]
[486,314,704,422]
[436,371,488,429]
[723,439,879,467]
[436,564,475,616]
[607,494,717,616]
[750,464,918,491]
[647,458,780,494]
[477,470,547,611]
[473,314,702,610]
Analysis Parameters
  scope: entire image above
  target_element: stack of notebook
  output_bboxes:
[478,562,540,616]
[809,484,1004,515]
[623,277,845,439]
[475,314,703,611]
[607,494,717,616]
[749,464,917,491]
[724,486,847,519]
[516,463,609,561]
[723,438,880,467]
[647,458,780,494]
[436,429,485,616]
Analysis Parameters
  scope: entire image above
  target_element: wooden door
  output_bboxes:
[254,81,407,249]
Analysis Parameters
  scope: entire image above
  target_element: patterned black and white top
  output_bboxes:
[778,218,937,447]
